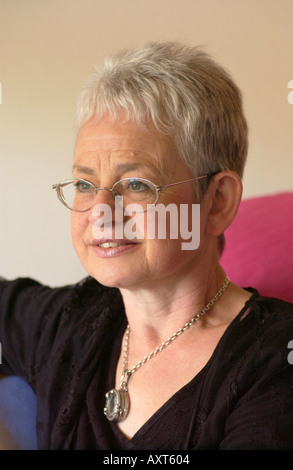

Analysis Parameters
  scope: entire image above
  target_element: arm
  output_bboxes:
[220,312,293,450]
[194,297,293,450]
[220,365,293,449]
[0,277,72,386]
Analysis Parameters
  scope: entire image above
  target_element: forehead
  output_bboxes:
[74,115,181,174]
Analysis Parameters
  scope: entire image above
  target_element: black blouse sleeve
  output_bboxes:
[0,277,73,388]
[219,299,293,450]
[192,295,293,450]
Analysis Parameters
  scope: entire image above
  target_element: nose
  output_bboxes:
[94,187,114,204]
[88,187,128,232]
[87,187,114,223]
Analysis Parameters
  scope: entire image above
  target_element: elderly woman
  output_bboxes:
[1,41,293,450]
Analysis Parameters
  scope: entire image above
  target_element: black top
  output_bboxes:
[1,276,293,450]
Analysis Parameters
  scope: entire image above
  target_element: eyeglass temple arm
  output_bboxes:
[52,181,74,189]
[157,174,211,191]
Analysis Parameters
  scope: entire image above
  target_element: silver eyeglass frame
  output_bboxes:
[52,174,216,212]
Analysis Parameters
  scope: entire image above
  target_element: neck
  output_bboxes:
[119,262,228,345]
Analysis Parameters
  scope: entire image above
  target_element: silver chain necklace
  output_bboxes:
[104,277,230,422]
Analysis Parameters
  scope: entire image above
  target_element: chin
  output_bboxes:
[84,261,141,289]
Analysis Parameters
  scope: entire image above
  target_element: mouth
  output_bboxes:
[93,239,137,248]
[99,241,121,248]
[91,238,139,257]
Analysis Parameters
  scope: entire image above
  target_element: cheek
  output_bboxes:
[71,213,88,252]
[145,238,186,273]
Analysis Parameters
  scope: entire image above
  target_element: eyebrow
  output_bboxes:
[72,164,96,175]
[72,162,150,175]
[116,162,149,172]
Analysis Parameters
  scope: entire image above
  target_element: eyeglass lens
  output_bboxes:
[59,178,158,212]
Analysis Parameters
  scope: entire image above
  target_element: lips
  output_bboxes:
[92,238,137,248]
[91,238,139,258]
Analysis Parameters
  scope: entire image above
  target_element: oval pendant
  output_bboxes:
[104,388,130,422]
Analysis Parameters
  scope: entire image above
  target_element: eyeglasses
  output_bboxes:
[52,174,215,213]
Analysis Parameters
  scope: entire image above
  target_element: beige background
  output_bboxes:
[0,0,292,286]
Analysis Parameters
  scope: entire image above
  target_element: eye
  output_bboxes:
[74,180,93,193]
[127,179,150,192]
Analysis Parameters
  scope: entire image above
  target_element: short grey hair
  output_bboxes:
[76,41,248,196]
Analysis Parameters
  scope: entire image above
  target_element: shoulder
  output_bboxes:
[250,291,293,314]
[222,292,293,392]
[0,276,125,379]
[247,293,293,369]
[206,291,293,391]
[199,293,293,412]
[63,276,124,325]
[0,275,123,322]
[0,277,74,323]
[242,291,293,342]
[231,289,293,334]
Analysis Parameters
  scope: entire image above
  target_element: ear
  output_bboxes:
[204,170,243,237]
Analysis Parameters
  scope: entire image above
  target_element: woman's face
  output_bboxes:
[71,115,204,289]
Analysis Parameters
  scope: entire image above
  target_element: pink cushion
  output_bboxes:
[221,192,293,303]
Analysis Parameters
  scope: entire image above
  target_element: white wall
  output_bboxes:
[0,0,292,286]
